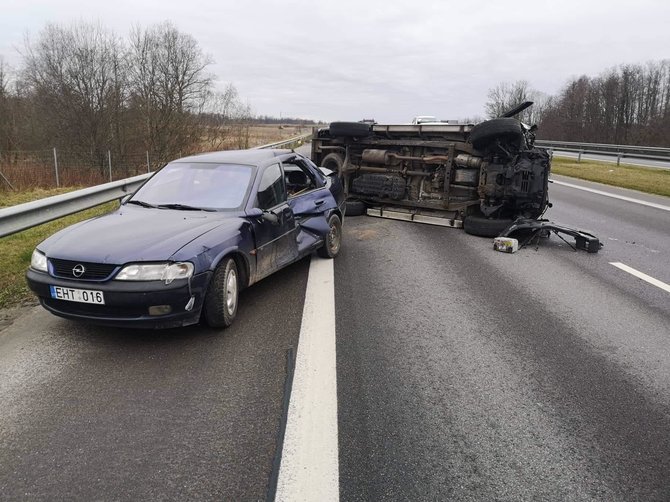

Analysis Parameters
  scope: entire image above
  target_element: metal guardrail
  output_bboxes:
[0,133,312,239]
[0,174,151,238]
[536,140,670,164]
[254,133,311,150]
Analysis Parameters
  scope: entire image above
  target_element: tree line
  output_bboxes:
[0,21,252,167]
[487,60,670,147]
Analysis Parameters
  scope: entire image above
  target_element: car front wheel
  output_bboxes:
[317,214,342,259]
[203,257,239,328]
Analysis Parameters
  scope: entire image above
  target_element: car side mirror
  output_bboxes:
[247,207,279,225]
[262,211,279,225]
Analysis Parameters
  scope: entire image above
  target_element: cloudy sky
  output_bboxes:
[1,0,668,122]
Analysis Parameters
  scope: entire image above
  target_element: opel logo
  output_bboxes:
[72,264,86,278]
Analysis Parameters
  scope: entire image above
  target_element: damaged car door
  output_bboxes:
[283,156,338,254]
[253,162,299,278]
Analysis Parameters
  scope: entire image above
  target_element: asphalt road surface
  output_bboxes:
[1,169,669,500]
[336,177,669,500]
[0,258,310,500]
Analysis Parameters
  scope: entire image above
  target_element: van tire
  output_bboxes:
[470,118,523,151]
[463,215,515,237]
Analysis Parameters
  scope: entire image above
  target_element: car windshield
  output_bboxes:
[130,162,254,210]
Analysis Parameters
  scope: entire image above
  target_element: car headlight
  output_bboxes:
[115,262,194,284]
[31,249,48,272]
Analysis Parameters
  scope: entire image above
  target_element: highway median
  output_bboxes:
[551,157,670,197]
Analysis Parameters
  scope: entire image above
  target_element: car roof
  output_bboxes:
[173,149,294,167]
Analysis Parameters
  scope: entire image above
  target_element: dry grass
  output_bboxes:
[0,187,84,207]
[245,124,311,147]
[551,157,670,197]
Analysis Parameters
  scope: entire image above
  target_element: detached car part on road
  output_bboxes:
[26,149,345,329]
[312,101,551,236]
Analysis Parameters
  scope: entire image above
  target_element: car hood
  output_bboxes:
[40,206,242,264]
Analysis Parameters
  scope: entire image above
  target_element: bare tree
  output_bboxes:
[484,80,548,124]
[21,22,127,165]
[538,60,670,146]
[200,83,252,150]
[0,57,10,151]
[128,22,213,161]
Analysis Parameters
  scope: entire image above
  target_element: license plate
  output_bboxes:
[50,286,105,305]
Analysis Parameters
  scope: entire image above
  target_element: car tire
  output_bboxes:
[345,200,367,216]
[317,214,342,258]
[469,118,523,151]
[203,257,239,328]
[321,153,345,174]
[463,215,515,237]
[329,121,371,137]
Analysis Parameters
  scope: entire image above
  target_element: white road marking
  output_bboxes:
[610,262,670,294]
[551,179,670,212]
[276,257,339,501]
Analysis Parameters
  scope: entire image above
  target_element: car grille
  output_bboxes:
[49,259,119,281]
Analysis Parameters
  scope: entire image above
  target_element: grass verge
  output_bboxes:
[0,188,118,309]
[551,157,670,197]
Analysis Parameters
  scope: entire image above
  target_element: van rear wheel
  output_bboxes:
[463,215,515,237]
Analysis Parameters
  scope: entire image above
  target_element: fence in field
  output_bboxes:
[0,132,313,192]
[0,149,160,191]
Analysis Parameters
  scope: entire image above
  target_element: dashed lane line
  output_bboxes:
[275,257,339,501]
[610,262,670,294]
[551,179,670,211]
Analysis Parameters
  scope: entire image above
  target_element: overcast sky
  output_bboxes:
[1,0,669,122]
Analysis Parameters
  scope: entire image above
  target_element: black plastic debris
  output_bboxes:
[499,218,603,253]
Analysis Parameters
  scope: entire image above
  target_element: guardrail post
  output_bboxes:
[617,153,622,166]
[578,149,583,163]
[53,147,60,187]
[108,150,112,182]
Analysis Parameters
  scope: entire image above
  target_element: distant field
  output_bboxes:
[240,124,312,147]
[551,157,670,197]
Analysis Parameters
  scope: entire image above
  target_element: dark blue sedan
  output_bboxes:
[26,149,345,329]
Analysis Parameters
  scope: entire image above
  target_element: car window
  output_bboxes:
[283,162,318,197]
[131,162,254,210]
[257,163,286,209]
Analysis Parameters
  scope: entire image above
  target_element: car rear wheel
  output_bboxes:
[317,214,342,258]
[203,257,239,328]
